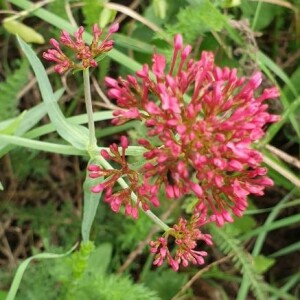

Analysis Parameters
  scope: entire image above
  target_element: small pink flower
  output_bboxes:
[43,24,118,73]
[150,214,212,270]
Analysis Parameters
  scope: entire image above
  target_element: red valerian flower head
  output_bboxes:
[43,23,118,73]
[150,213,212,270]
[105,34,280,226]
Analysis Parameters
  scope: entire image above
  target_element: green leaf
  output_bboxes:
[230,215,257,235]
[253,255,275,274]
[283,67,300,101]
[0,112,26,135]
[220,0,241,8]
[211,225,267,300]
[81,163,103,243]
[152,0,168,19]
[87,243,112,276]
[0,181,3,191]
[0,89,64,158]
[0,59,29,121]
[0,291,8,300]
[166,0,226,43]
[82,0,103,27]
[17,36,89,150]
[6,244,77,300]
[270,241,300,258]
[99,7,117,28]
[3,19,45,44]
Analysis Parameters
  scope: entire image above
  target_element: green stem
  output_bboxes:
[83,68,97,150]
[95,155,170,232]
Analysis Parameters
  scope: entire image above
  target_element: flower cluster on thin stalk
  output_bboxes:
[43,24,279,270]
[88,34,279,270]
[43,23,118,73]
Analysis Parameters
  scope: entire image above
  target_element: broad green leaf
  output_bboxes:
[87,243,112,276]
[17,37,89,150]
[3,19,45,44]
[81,161,103,243]
[6,244,77,300]
[253,255,275,274]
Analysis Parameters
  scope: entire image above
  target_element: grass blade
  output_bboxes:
[17,36,89,149]
[6,244,78,300]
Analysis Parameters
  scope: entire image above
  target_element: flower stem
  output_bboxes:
[94,154,171,232]
[83,68,97,150]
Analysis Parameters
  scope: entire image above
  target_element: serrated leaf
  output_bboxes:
[0,59,29,121]
[81,162,103,243]
[211,225,267,300]
[253,255,275,274]
[3,19,45,44]
[17,36,89,150]
[166,0,226,43]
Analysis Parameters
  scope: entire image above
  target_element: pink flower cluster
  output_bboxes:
[150,213,213,271]
[102,34,279,226]
[88,136,159,219]
[86,33,279,270]
[43,23,118,73]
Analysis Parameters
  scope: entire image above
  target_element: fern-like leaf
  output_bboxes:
[82,0,102,27]
[210,225,267,300]
[166,0,226,44]
[0,60,29,121]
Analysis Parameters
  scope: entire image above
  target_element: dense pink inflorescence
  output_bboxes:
[43,23,118,73]
[87,33,279,270]
[103,34,279,227]
[150,213,212,271]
